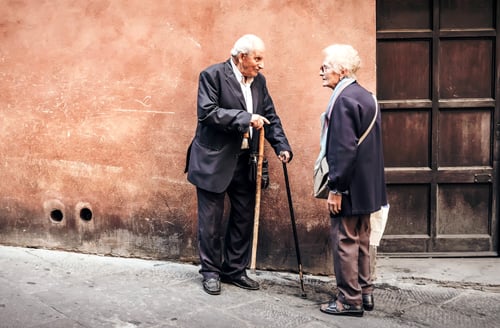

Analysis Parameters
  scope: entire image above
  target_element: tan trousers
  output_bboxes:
[331,214,373,306]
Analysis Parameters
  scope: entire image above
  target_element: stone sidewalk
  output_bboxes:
[0,245,499,328]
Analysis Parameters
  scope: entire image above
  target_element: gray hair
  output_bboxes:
[230,34,265,57]
[322,44,361,79]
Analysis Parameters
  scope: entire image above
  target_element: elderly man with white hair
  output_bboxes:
[186,34,293,295]
[316,44,387,316]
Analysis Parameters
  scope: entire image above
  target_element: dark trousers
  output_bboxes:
[196,151,255,280]
[331,214,373,306]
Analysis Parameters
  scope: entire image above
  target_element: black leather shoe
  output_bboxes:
[362,294,374,311]
[222,274,259,290]
[202,277,221,295]
[320,300,364,317]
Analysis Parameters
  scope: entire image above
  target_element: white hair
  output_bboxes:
[230,34,265,57]
[323,44,361,79]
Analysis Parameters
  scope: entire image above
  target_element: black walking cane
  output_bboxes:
[282,162,307,298]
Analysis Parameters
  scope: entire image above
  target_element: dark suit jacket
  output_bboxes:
[326,82,387,216]
[186,59,292,193]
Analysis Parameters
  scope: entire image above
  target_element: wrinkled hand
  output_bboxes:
[327,192,342,215]
[278,151,291,163]
[250,114,270,130]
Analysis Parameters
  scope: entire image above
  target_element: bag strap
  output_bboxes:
[358,95,378,145]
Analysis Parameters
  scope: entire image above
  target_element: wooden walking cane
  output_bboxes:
[250,128,265,271]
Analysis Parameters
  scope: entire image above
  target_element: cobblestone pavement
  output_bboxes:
[0,246,499,328]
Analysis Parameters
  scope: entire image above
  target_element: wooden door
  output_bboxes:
[376,0,499,255]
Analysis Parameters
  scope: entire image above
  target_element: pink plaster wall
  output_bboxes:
[0,0,375,274]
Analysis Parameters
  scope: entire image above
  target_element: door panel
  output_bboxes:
[438,109,492,166]
[377,41,431,100]
[377,1,431,30]
[377,0,498,256]
[439,39,493,99]
[383,110,430,167]
[440,0,495,29]
[385,185,430,236]
[438,184,491,235]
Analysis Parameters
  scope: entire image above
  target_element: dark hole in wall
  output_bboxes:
[50,209,63,222]
[80,208,93,221]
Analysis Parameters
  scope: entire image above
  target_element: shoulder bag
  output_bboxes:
[313,95,378,199]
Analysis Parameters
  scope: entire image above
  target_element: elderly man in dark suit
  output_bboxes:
[186,34,293,295]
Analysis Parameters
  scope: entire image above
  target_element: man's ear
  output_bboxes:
[237,53,245,63]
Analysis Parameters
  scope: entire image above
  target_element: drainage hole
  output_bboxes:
[50,209,64,222]
[80,208,93,221]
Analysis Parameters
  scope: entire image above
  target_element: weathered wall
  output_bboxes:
[0,0,375,274]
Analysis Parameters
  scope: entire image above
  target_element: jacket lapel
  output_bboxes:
[251,81,260,114]
[224,60,246,109]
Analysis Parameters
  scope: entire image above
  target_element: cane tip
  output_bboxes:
[300,292,307,299]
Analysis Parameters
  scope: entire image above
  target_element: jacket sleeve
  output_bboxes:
[197,70,251,133]
[257,78,293,160]
[326,96,360,192]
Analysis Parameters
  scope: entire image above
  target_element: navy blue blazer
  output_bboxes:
[186,59,292,193]
[326,82,387,216]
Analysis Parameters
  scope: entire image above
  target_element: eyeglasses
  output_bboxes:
[320,65,332,73]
